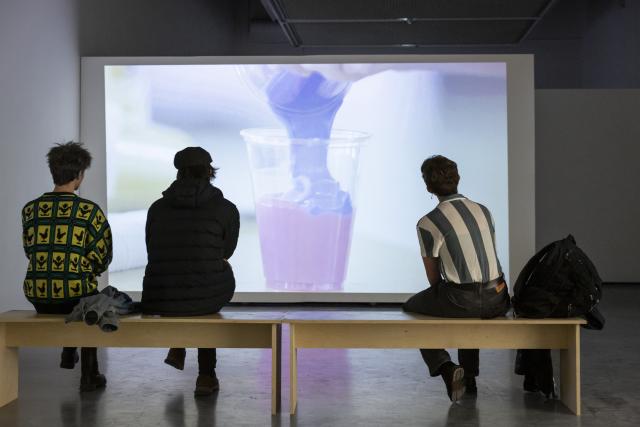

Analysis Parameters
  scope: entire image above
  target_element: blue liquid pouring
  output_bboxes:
[264,70,353,214]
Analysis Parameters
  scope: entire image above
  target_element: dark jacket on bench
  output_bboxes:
[141,178,239,316]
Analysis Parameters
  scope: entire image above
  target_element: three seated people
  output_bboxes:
[21,143,507,402]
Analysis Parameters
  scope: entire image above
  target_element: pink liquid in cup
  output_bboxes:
[256,196,354,291]
[241,69,366,291]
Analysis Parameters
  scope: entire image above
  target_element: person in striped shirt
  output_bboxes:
[403,155,510,402]
[21,142,112,392]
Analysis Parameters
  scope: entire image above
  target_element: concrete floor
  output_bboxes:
[1,284,639,427]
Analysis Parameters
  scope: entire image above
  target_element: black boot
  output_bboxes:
[60,347,79,369]
[523,374,540,393]
[80,347,107,392]
[164,348,186,370]
[465,377,478,395]
[440,362,466,402]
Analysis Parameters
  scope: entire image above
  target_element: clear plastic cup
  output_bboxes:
[241,128,369,291]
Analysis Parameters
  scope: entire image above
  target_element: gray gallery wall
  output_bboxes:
[0,0,80,312]
[536,90,640,283]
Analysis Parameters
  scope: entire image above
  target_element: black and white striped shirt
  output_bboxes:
[417,194,502,284]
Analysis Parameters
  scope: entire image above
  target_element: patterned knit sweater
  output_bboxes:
[21,192,113,304]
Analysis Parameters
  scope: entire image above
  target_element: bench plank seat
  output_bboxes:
[285,310,585,416]
[0,309,283,414]
[1,309,586,417]
[284,310,586,324]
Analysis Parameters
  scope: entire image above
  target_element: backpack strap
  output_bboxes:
[513,239,557,297]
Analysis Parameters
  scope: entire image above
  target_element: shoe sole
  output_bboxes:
[450,366,466,402]
[60,354,80,370]
[79,382,107,392]
[164,358,185,371]
[194,385,219,396]
[79,374,107,392]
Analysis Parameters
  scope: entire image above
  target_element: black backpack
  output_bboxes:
[512,235,603,322]
[513,235,604,397]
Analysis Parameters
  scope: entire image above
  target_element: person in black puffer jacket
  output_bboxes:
[142,146,239,395]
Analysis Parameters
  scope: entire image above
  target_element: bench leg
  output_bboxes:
[272,324,282,415]
[560,325,581,415]
[0,325,19,407]
[290,324,298,415]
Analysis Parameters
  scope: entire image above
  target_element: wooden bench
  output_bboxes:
[286,310,586,415]
[0,310,283,414]
[1,309,587,416]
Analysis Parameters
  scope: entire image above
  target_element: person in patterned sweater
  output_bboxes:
[21,141,113,391]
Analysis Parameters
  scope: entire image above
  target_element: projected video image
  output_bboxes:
[105,62,508,295]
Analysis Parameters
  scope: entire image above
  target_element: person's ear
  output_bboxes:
[74,170,85,190]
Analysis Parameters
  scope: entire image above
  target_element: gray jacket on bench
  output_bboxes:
[65,286,138,332]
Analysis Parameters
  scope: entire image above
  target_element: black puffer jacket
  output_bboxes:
[141,178,239,316]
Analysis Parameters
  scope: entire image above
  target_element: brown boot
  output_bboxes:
[164,348,186,370]
[80,347,107,392]
[194,373,220,396]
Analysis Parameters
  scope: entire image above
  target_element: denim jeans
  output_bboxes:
[403,280,511,376]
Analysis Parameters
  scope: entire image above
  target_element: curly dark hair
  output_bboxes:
[46,142,92,186]
[421,155,460,197]
[176,165,218,181]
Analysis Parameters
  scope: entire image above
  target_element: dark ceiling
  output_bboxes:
[75,0,639,88]
[255,0,559,47]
